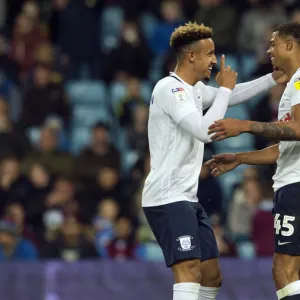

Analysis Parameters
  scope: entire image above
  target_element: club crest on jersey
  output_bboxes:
[172,87,186,104]
[177,235,195,251]
[294,77,300,90]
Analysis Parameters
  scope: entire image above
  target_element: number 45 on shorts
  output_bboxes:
[274,213,295,236]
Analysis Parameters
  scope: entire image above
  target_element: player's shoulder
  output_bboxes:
[153,75,185,96]
[289,68,300,92]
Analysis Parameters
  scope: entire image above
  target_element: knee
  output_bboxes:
[272,259,284,282]
[172,259,201,283]
[201,266,222,287]
[272,258,298,282]
[285,267,299,282]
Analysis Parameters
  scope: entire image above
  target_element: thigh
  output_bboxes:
[274,183,300,256]
[143,201,202,267]
[195,203,219,261]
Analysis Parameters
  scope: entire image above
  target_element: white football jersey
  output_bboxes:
[273,68,300,191]
[142,73,207,207]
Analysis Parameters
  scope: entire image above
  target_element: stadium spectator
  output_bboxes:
[126,103,148,156]
[75,122,121,184]
[19,63,70,128]
[149,0,184,56]
[42,176,78,241]
[0,156,30,216]
[78,167,126,223]
[194,0,239,53]
[116,77,146,127]
[105,216,136,260]
[0,96,31,160]
[41,217,98,261]
[238,0,287,54]
[51,0,99,79]
[24,162,53,240]
[93,198,120,255]
[3,202,38,247]
[0,219,38,261]
[227,168,262,241]
[211,214,236,257]
[21,126,74,176]
[0,32,20,84]
[10,13,48,79]
[251,180,274,256]
[251,84,285,150]
[197,155,223,217]
[104,21,151,83]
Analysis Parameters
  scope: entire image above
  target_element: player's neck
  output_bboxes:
[285,58,300,80]
[173,65,198,86]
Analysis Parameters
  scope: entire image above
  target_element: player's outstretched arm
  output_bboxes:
[208,104,300,141]
[201,69,288,110]
[205,143,279,177]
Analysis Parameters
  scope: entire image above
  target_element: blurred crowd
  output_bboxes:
[0,0,298,262]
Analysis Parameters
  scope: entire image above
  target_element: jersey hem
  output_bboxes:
[142,198,198,207]
[273,179,300,192]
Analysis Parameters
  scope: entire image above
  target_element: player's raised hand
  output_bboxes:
[208,118,249,141]
[216,55,238,90]
[205,153,240,177]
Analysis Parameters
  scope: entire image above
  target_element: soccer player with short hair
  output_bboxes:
[142,22,285,300]
[206,22,300,300]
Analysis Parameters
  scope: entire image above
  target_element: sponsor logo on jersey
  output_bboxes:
[172,87,185,93]
[172,87,186,104]
[294,77,300,90]
[279,112,291,122]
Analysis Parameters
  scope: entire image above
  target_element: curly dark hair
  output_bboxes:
[170,22,213,54]
[274,22,300,42]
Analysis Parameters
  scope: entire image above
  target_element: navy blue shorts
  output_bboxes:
[273,182,300,256]
[143,201,219,267]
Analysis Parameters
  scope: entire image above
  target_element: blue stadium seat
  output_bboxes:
[72,105,111,127]
[66,81,108,105]
[241,54,257,80]
[70,127,91,154]
[139,13,158,42]
[122,150,139,174]
[225,104,250,119]
[213,105,254,151]
[110,80,152,112]
[149,55,164,83]
[217,165,246,205]
[99,6,124,53]
[216,54,240,73]
[214,135,254,153]
[26,125,70,151]
[246,93,267,109]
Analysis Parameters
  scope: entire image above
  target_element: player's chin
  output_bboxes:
[204,73,211,81]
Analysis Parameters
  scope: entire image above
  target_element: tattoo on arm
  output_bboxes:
[249,122,298,141]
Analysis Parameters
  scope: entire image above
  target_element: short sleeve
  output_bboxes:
[159,82,197,125]
[291,75,300,107]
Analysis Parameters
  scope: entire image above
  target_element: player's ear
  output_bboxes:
[286,39,294,51]
[188,51,196,63]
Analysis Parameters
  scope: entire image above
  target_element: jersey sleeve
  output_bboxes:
[291,76,300,107]
[159,82,198,124]
[197,74,276,110]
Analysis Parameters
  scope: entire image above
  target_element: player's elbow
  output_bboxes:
[196,134,212,144]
